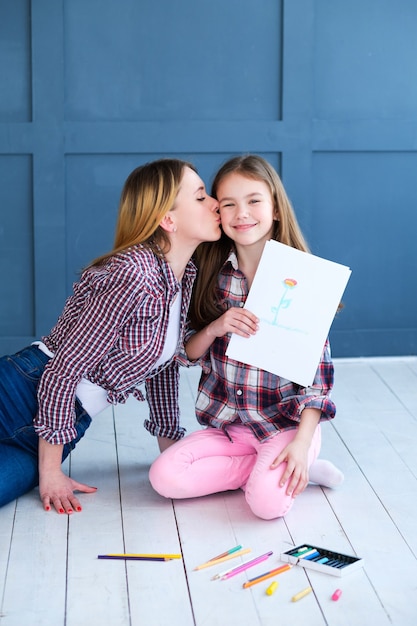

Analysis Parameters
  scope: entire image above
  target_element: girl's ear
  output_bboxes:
[160,213,176,233]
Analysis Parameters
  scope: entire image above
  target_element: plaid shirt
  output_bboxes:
[34,245,196,444]
[187,252,335,442]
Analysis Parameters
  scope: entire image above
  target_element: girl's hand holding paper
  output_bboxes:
[208,307,259,339]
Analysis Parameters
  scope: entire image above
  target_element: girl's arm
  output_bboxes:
[270,407,321,497]
[185,307,259,361]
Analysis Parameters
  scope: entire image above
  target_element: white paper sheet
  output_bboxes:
[225,240,352,386]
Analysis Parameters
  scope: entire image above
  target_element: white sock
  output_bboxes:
[309,459,344,489]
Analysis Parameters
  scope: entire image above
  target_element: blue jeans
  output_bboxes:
[0,345,92,507]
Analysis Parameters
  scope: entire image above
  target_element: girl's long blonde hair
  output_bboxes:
[88,158,196,268]
[190,154,310,330]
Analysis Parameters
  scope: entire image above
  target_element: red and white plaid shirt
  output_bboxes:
[34,245,196,444]
[184,252,336,442]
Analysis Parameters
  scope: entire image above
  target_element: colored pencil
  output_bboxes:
[211,552,264,580]
[98,555,171,561]
[198,544,242,565]
[214,551,273,581]
[242,563,292,588]
[98,553,181,561]
[206,544,242,562]
[194,548,251,570]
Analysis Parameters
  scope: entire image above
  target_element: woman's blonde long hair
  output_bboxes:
[190,154,310,330]
[88,158,196,268]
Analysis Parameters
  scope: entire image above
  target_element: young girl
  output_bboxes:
[0,158,221,514]
[149,155,343,520]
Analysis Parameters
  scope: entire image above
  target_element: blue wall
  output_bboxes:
[1,0,416,357]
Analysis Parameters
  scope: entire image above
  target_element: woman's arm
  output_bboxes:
[35,261,143,445]
[157,436,178,452]
[38,437,97,514]
[185,307,259,361]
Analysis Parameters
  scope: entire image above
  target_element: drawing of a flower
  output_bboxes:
[283,278,297,288]
[271,278,298,325]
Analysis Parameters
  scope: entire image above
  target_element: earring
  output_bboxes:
[172,227,177,233]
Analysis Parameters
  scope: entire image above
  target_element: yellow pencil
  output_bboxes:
[103,553,181,559]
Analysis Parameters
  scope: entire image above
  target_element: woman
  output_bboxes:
[0,158,221,514]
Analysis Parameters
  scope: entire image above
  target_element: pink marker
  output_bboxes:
[219,551,273,580]
[332,589,342,601]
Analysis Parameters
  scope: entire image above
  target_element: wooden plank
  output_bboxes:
[332,359,405,411]
[0,492,68,625]
[65,407,131,626]
[325,361,417,625]
[407,358,417,377]
[113,397,195,626]
[371,359,417,418]
[336,410,417,550]
[0,502,15,619]
[332,360,417,557]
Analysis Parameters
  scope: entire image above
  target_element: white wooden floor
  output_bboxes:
[1,357,417,626]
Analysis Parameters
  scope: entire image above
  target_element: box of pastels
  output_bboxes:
[280,544,364,577]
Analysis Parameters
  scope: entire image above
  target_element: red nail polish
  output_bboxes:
[59,508,64,514]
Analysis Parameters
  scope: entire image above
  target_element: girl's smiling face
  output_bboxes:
[216,172,278,250]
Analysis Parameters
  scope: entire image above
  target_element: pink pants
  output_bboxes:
[149,424,321,520]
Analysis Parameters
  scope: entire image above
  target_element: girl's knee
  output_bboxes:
[148,455,174,497]
[149,446,192,498]
[245,490,294,520]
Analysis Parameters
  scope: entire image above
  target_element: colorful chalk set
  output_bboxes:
[280,544,364,577]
